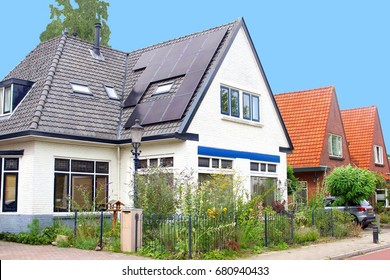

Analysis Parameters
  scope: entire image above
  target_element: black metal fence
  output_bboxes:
[139,209,340,259]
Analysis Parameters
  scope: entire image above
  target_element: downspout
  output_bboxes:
[116,53,130,201]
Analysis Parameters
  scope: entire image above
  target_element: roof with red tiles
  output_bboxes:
[341,106,390,175]
[274,86,335,168]
[341,107,376,169]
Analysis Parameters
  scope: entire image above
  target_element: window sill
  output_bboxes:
[375,163,385,167]
[221,116,263,127]
[329,156,345,161]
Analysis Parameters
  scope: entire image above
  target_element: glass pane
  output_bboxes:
[221,159,233,169]
[55,159,70,171]
[250,162,259,171]
[0,87,3,114]
[212,158,219,168]
[198,157,210,167]
[4,158,18,170]
[96,176,108,210]
[54,174,69,212]
[72,175,93,210]
[4,86,12,113]
[268,164,277,173]
[243,93,251,119]
[251,177,276,207]
[261,163,267,172]
[160,157,174,167]
[105,86,119,99]
[96,162,109,174]
[71,160,94,173]
[3,174,17,212]
[328,134,333,155]
[252,95,260,121]
[149,158,158,167]
[220,86,229,114]
[139,159,148,169]
[231,89,239,117]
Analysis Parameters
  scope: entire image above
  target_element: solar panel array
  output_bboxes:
[124,27,228,128]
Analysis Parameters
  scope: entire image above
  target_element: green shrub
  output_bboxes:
[294,227,319,244]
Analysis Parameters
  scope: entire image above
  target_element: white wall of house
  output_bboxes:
[187,26,289,200]
[0,138,120,215]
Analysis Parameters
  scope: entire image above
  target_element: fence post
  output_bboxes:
[74,210,78,238]
[312,209,315,227]
[291,213,294,243]
[99,210,104,249]
[264,212,268,247]
[135,213,139,252]
[331,209,334,238]
[188,216,192,259]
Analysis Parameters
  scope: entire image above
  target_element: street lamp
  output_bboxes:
[130,119,144,208]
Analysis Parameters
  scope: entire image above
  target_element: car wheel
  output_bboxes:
[361,224,368,229]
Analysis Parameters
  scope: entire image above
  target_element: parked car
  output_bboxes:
[324,196,376,229]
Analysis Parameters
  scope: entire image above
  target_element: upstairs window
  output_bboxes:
[221,85,260,122]
[220,86,239,117]
[328,134,342,158]
[0,78,34,116]
[374,145,384,165]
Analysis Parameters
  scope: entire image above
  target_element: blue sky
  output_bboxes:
[1,0,389,150]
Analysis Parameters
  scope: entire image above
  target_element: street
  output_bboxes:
[348,247,390,260]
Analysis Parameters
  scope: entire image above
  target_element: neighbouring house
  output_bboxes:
[341,106,390,207]
[0,18,292,233]
[274,86,351,201]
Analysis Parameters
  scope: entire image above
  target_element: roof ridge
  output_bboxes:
[29,34,68,129]
[341,105,377,112]
[275,85,334,96]
[126,20,237,55]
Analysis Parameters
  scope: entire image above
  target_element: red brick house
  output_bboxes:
[275,86,351,200]
[341,106,390,207]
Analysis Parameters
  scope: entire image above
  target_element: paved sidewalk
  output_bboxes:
[247,226,390,260]
[0,241,150,260]
[1,227,390,260]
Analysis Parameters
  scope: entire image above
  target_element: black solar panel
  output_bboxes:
[124,26,228,127]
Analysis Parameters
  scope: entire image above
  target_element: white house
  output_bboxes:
[0,18,292,233]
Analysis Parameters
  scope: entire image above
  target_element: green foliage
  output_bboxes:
[373,172,387,189]
[294,227,320,244]
[40,0,111,46]
[136,167,178,217]
[325,165,376,205]
[287,164,299,195]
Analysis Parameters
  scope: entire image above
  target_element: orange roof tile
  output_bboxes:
[275,86,334,168]
[341,106,376,169]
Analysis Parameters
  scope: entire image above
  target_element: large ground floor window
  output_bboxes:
[251,177,277,207]
[1,158,19,212]
[54,158,109,212]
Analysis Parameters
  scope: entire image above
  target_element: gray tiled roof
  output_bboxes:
[0,20,237,142]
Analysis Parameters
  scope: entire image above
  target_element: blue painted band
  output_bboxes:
[198,146,280,163]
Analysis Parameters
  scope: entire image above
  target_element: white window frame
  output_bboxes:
[374,145,384,165]
[328,133,343,158]
[0,85,13,116]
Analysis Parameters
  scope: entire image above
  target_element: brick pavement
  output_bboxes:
[0,241,150,260]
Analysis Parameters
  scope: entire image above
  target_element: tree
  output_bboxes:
[325,165,376,206]
[40,0,111,46]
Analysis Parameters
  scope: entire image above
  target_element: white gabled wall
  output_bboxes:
[187,26,289,199]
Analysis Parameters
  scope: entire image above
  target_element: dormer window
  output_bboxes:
[70,82,92,95]
[0,78,34,116]
[154,82,173,95]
